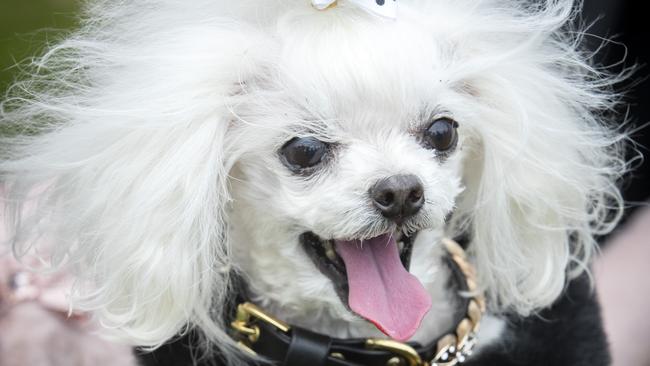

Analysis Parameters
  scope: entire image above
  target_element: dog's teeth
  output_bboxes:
[326,249,337,261]
[324,240,333,251]
[323,241,338,261]
[398,240,404,252]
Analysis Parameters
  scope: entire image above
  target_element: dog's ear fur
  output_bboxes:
[0,4,270,359]
[448,2,629,315]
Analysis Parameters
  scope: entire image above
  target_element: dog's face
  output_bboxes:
[1,0,626,359]
[224,13,476,340]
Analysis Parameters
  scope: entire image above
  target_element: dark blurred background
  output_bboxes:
[581,1,650,214]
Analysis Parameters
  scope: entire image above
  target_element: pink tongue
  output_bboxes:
[335,234,431,341]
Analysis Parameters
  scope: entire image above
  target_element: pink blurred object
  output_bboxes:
[0,193,138,366]
[596,206,650,366]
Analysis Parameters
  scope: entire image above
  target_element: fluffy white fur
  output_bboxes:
[0,0,628,364]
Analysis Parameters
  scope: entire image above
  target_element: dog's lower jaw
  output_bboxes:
[232,222,466,344]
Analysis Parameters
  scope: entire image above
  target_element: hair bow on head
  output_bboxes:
[311,0,398,19]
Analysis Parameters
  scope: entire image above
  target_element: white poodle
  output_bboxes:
[0,0,628,365]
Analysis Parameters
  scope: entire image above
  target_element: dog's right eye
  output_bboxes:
[280,137,329,172]
[422,117,458,152]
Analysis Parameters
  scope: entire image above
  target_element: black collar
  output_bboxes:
[229,239,485,366]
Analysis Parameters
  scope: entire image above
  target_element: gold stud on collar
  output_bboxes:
[366,339,423,366]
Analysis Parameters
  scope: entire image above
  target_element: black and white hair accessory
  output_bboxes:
[311,0,398,19]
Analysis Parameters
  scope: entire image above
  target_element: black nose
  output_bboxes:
[370,174,424,223]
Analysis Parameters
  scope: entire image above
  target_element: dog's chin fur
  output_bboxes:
[0,0,629,365]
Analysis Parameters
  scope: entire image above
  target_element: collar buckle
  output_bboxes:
[231,302,291,352]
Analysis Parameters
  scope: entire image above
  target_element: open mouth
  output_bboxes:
[300,231,432,341]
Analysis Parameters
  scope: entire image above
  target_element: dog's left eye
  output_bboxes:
[280,137,329,172]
